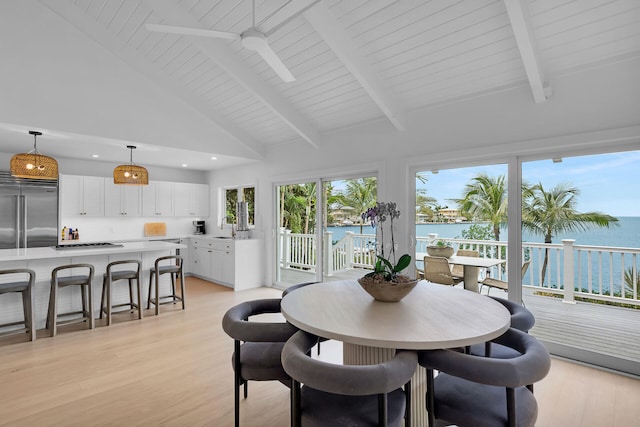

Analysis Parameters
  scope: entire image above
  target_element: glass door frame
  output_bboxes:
[273,170,379,287]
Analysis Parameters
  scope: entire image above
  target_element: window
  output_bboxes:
[225,186,255,226]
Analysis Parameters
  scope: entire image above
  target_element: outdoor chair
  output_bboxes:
[423,256,463,286]
[450,249,479,281]
[282,330,417,427]
[480,260,531,295]
[222,298,298,427]
[419,328,551,427]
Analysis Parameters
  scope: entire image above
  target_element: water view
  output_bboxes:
[326,216,640,249]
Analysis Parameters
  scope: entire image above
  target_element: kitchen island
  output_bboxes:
[0,241,185,331]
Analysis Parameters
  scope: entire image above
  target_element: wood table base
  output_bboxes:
[344,343,428,426]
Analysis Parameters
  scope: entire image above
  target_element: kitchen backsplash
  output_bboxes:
[60,217,201,242]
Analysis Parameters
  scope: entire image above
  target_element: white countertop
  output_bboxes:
[0,241,186,262]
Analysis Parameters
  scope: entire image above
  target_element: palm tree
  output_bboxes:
[416,190,437,221]
[522,183,619,285]
[336,177,377,233]
[455,174,508,241]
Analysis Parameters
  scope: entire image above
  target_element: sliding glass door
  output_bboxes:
[276,174,377,290]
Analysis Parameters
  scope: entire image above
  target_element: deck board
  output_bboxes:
[524,288,640,375]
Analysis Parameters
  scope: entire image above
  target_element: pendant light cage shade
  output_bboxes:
[10,131,59,180]
[113,145,149,185]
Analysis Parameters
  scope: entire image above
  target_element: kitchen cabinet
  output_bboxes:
[142,181,174,217]
[174,183,209,217]
[188,237,260,289]
[60,174,104,217]
[190,244,208,278]
[104,179,141,216]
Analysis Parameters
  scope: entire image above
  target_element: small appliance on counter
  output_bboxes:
[193,220,206,235]
[235,201,250,239]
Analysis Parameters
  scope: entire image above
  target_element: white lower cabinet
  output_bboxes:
[188,237,260,290]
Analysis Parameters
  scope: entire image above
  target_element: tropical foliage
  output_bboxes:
[522,182,618,284]
[333,177,377,233]
[453,174,508,241]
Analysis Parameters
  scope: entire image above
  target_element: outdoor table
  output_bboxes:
[418,253,507,292]
[281,279,510,425]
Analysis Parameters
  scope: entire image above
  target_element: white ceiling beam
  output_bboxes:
[38,0,265,159]
[146,0,321,149]
[503,0,551,103]
[303,2,405,131]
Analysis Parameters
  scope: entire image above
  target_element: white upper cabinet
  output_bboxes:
[60,176,207,219]
[173,183,209,217]
[142,181,174,217]
[104,179,141,217]
[60,174,104,217]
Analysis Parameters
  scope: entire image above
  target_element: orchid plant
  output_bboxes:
[361,202,412,282]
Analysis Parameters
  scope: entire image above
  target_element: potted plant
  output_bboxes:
[358,202,418,302]
[427,240,454,258]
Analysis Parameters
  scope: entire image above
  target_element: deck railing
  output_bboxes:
[278,228,640,306]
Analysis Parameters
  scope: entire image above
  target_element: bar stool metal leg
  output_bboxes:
[147,255,185,315]
[48,264,95,337]
[0,268,36,341]
[100,260,143,326]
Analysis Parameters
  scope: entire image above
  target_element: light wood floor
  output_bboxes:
[0,277,638,426]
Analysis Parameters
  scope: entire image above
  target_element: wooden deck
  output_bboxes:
[279,267,640,376]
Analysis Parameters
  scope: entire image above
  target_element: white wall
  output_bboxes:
[210,57,640,286]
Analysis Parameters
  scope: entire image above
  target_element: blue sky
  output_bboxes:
[416,150,640,217]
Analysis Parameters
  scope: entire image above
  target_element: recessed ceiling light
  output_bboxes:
[211,156,217,160]
[182,164,188,167]
[92,154,99,158]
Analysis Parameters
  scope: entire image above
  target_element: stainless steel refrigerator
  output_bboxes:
[0,171,58,249]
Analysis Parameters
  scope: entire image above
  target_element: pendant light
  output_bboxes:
[10,130,59,180]
[113,145,149,185]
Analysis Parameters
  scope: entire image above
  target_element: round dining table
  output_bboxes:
[281,279,511,426]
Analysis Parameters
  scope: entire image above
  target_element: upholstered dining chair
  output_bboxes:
[222,298,298,427]
[480,260,531,295]
[468,296,536,359]
[450,249,479,281]
[419,328,551,427]
[282,330,417,427]
[282,282,325,354]
[423,256,463,286]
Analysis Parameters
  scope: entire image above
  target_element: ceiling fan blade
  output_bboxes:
[145,23,240,41]
[255,42,296,82]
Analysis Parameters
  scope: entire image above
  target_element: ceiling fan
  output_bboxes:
[146,0,320,83]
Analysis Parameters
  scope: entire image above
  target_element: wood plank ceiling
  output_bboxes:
[36,0,640,163]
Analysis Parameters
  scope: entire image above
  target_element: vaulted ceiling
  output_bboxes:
[1,0,639,170]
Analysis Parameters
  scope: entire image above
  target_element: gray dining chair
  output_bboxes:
[282,330,417,427]
[468,296,536,359]
[222,298,298,427]
[419,328,551,427]
[282,282,325,354]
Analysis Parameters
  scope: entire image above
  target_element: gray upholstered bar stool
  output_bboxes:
[147,255,185,315]
[0,268,36,341]
[100,260,143,326]
[47,263,95,337]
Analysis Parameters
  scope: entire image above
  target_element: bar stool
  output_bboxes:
[0,268,36,341]
[147,255,185,315]
[47,264,94,337]
[100,260,143,326]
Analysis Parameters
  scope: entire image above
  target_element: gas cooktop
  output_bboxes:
[54,242,123,250]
